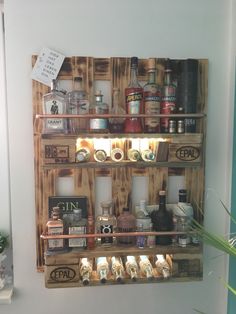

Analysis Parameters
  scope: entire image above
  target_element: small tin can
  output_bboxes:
[168,119,176,133]
[177,120,185,134]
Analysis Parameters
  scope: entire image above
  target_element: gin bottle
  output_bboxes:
[143,58,161,133]
[117,207,136,246]
[43,79,67,134]
[111,256,124,282]
[66,76,89,133]
[125,256,139,281]
[109,88,125,133]
[96,256,109,284]
[79,258,93,286]
[68,208,87,249]
[89,91,109,133]
[155,254,171,279]
[46,206,64,251]
[138,255,154,280]
[127,149,141,161]
[96,201,117,246]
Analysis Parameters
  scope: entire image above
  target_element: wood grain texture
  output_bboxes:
[33,56,208,276]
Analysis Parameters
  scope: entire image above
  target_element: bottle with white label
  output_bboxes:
[79,258,93,286]
[143,58,161,133]
[66,76,89,133]
[96,256,109,284]
[89,91,109,133]
[138,255,154,280]
[155,254,171,279]
[46,206,65,251]
[43,79,67,134]
[68,209,87,249]
[111,256,124,282]
[125,256,139,281]
[96,201,117,246]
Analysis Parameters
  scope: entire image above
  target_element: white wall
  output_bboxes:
[2,0,234,313]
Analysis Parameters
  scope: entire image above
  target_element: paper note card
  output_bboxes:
[31,47,65,86]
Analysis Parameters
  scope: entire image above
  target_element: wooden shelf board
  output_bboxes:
[0,285,13,304]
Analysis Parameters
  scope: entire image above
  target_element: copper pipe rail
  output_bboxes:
[36,113,206,119]
[41,231,196,240]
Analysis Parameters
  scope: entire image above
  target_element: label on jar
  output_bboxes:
[101,225,113,244]
[69,226,86,248]
[48,226,64,249]
[90,118,108,130]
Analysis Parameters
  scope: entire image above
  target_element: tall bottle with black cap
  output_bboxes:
[151,190,173,245]
[176,59,198,133]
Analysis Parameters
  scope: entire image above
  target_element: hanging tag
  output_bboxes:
[31,47,65,86]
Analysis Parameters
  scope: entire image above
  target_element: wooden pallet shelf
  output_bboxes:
[33,55,208,288]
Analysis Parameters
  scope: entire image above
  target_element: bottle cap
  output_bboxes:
[148,58,156,70]
[131,56,138,66]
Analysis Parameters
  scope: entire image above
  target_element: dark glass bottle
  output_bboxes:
[176,59,198,133]
[151,190,173,245]
[124,57,143,133]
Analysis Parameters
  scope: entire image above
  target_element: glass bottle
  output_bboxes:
[43,79,67,134]
[136,223,145,249]
[94,149,107,162]
[111,256,124,282]
[160,59,176,133]
[146,222,155,248]
[109,88,125,133]
[46,206,64,251]
[110,148,124,162]
[79,257,93,286]
[124,57,143,133]
[127,148,141,161]
[117,207,136,246]
[66,76,89,133]
[125,256,138,281]
[68,208,87,249]
[75,147,91,162]
[96,201,117,246]
[136,200,152,229]
[96,256,109,284]
[89,91,109,133]
[155,254,171,279]
[151,190,173,245]
[141,149,155,162]
[143,58,161,133]
[87,215,95,250]
[174,189,194,246]
[138,255,154,280]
